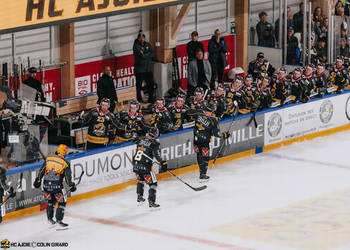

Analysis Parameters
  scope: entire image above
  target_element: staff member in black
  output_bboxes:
[208,29,228,90]
[97,66,118,113]
[133,32,155,104]
[23,67,46,102]
[187,31,204,62]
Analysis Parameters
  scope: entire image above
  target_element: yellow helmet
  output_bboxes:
[57,144,68,156]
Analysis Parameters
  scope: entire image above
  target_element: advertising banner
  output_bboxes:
[70,144,137,195]
[264,94,350,146]
[0,0,199,34]
[159,114,264,169]
[4,168,45,213]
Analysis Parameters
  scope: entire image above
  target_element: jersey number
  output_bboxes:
[134,150,144,161]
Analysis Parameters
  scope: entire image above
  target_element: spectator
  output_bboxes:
[256,12,275,47]
[334,1,344,15]
[337,6,346,17]
[188,48,212,97]
[133,32,155,104]
[23,67,45,102]
[315,37,328,63]
[208,29,228,89]
[340,38,350,57]
[287,27,299,65]
[275,6,294,44]
[341,28,348,40]
[97,66,118,113]
[293,3,304,34]
[187,31,204,63]
[314,20,322,42]
[313,7,323,23]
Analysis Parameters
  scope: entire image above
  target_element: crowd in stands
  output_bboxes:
[255,1,350,65]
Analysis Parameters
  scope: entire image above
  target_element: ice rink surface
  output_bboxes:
[2,130,350,250]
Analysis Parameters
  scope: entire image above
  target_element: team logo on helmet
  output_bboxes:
[267,113,282,138]
[319,100,333,124]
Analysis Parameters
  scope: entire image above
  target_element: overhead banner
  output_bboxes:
[0,0,199,34]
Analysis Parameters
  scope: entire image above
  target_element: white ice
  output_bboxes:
[1,130,350,250]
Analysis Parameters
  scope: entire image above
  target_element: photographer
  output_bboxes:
[256,12,275,47]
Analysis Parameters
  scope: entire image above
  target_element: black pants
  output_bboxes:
[86,141,106,150]
[194,143,210,176]
[135,172,157,202]
[44,191,66,222]
[136,72,155,103]
[210,62,225,90]
[0,189,3,223]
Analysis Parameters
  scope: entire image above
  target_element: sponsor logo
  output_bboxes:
[346,96,350,121]
[1,239,9,249]
[319,100,334,124]
[267,113,282,137]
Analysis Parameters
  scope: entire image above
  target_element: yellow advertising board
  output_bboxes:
[0,0,196,34]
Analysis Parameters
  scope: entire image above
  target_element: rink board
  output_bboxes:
[4,91,350,219]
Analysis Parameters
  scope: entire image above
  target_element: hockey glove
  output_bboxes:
[70,183,77,193]
[8,187,16,198]
[33,177,41,189]
[222,132,231,139]
[160,161,168,172]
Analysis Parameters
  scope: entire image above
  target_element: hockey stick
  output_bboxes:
[211,107,239,168]
[142,152,207,192]
[63,170,84,197]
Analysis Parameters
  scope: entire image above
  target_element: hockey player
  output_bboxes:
[257,77,273,109]
[192,102,229,179]
[132,127,168,207]
[207,84,227,119]
[314,64,328,97]
[82,98,123,149]
[225,77,243,116]
[328,56,349,94]
[270,67,289,105]
[290,68,310,103]
[117,100,150,142]
[167,95,189,131]
[188,87,208,121]
[0,166,16,223]
[150,98,173,134]
[248,52,275,81]
[302,64,316,94]
[242,75,260,112]
[33,144,76,228]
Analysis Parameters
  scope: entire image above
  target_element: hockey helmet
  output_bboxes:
[100,98,111,108]
[156,97,165,106]
[195,87,204,95]
[130,100,140,110]
[205,102,217,113]
[279,67,287,73]
[147,127,159,138]
[57,144,69,157]
[176,94,185,102]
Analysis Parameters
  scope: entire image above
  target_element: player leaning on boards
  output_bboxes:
[132,127,168,208]
[0,166,16,223]
[190,102,230,180]
[33,144,77,229]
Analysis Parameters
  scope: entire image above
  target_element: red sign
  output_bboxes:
[42,68,61,101]
[64,35,235,97]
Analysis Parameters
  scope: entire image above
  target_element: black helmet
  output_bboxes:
[130,100,140,109]
[195,87,204,95]
[176,94,185,102]
[100,98,111,107]
[257,52,264,58]
[205,102,217,113]
[156,97,165,105]
[147,127,159,138]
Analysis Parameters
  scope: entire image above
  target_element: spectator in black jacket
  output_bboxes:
[23,67,45,102]
[256,12,275,47]
[287,27,299,65]
[293,3,304,33]
[208,29,228,90]
[187,31,204,62]
[316,37,328,64]
[133,32,155,104]
[340,38,350,57]
[97,66,118,112]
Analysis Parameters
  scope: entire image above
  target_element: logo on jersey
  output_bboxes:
[346,96,350,121]
[267,113,282,138]
[319,100,333,124]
